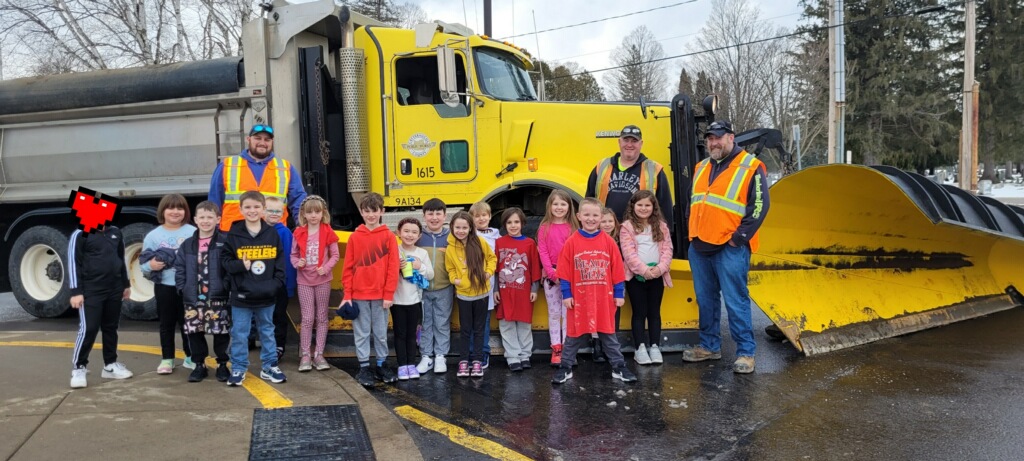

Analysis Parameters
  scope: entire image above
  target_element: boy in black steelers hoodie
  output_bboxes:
[69,223,134,389]
[221,191,288,387]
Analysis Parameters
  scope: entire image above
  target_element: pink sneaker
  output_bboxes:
[471,361,484,378]
[456,361,470,377]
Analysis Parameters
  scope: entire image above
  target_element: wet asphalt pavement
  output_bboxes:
[334,305,1024,461]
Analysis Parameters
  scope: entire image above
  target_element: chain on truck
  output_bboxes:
[2,0,1021,356]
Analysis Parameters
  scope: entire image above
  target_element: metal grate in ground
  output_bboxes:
[249,405,375,460]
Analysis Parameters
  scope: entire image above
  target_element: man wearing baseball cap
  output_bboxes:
[585,124,674,227]
[682,120,770,374]
[208,124,307,231]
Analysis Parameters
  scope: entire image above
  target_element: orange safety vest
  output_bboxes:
[688,150,765,252]
[220,155,292,231]
[594,156,663,204]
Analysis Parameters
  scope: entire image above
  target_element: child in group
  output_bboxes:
[265,196,297,361]
[174,201,231,383]
[470,201,500,368]
[342,192,400,387]
[416,199,453,375]
[141,193,196,374]
[619,190,674,365]
[392,218,434,380]
[290,195,340,372]
[221,191,287,386]
[446,211,497,378]
[494,207,541,372]
[536,189,579,366]
[68,221,133,388]
[593,206,621,363]
[552,198,637,384]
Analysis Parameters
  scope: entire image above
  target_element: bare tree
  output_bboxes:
[603,25,669,102]
[394,2,428,29]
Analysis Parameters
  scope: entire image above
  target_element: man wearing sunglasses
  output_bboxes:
[209,124,307,231]
[586,124,674,229]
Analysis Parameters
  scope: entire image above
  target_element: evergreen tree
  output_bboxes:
[531,60,605,102]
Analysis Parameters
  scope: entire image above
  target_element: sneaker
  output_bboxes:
[456,361,470,377]
[260,366,287,384]
[481,355,490,369]
[408,365,421,379]
[157,359,174,374]
[101,362,134,379]
[416,356,434,374]
[510,361,523,372]
[398,365,411,381]
[216,364,231,382]
[612,366,638,383]
[551,366,573,384]
[434,355,447,374]
[356,367,375,387]
[521,358,532,370]
[550,344,562,367]
[188,364,208,383]
[70,367,88,389]
[298,355,312,372]
[182,357,197,370]
[682,346,722,362]
[470,361,484,378]
[634,344,652,365]
[313,355,330,371]
[375,365,397,383]
[227,370,246,387]
[649,344,663,364]
[734,356,755,374]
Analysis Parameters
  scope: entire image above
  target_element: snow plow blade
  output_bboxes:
[751,164,1024,356]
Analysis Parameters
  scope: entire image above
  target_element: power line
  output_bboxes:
[498,1,699,40]
[550,4,953,80]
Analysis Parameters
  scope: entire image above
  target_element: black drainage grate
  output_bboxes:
[249,405,375,460]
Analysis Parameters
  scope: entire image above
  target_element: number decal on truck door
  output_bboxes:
[416,167,435,178]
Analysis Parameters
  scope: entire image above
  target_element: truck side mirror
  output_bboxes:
[437,48,460,108]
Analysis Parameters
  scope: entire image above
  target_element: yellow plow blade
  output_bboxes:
[752,164,1024,355]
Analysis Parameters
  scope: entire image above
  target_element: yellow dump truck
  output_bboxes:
[1,0,1020,355]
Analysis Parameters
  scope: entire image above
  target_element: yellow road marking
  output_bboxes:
[0,340,292,409]
[394,405,532,461]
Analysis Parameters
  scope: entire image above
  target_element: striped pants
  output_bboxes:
[298,282,332,358]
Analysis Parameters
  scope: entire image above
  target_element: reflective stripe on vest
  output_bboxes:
[223,156,291,202]
[688,151,763,251]
[595,157,662,204]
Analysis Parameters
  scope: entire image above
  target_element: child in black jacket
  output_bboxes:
[69,224,133,389]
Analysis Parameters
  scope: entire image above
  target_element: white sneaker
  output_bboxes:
[416,355,434,374]
[634,343,652,365]
[182,357,197,370]
[434,354,447,374]
[102,362,134,379]
[70,367,88,389]
[649,344,663,364]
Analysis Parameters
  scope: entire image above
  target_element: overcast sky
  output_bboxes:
[408,0,806,92]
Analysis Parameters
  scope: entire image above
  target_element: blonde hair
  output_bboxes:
[298,195,331,226]
[601,207,620,241]
[469,201,491,216]
[539,189,579,240]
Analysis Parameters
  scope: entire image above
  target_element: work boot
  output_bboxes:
[592,337,606,363]
[733,356,755,374]
[682,346,722,362]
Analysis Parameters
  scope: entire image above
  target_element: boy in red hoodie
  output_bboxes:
[342,193,400,386]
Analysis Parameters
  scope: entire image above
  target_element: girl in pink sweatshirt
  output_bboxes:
[536,189,579,366]
[290,196,340,372]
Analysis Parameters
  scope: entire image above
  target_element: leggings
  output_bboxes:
[626,278,665,347]
[298,283,331,357]
[392,303,423,366]
[156,284,191,360]
[458,297,489,363]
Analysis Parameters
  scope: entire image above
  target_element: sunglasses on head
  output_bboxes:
[622,128,640,134]
[251,125,274,135]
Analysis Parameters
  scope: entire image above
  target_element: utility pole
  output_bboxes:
[959,0,977,191]
[827,0,846,164]
[533,10,545,101]
[483,0,492,37]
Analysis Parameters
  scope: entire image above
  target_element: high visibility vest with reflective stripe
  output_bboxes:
[220,155,291,231]
[595,156,663,204]
[688,150,764,252]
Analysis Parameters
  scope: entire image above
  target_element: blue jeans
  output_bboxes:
[688,244,756,357]
[230,305,277,372]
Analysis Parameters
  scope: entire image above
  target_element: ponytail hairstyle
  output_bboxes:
[450,211,488,291]
[624,190,665,242]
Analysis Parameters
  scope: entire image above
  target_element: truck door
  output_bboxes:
[389,53,476,188]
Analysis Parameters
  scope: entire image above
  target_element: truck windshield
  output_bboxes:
[475,48,538,101]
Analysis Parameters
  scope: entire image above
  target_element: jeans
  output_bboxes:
[688,244,756,357]
[420,287,454,356]
[230,305,277,372]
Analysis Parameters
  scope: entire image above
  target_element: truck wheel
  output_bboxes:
[8,226,72,318]
[524,215,543,240]
[121,223,157,320]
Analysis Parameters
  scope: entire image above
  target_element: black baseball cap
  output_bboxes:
[248,124,274,138]
[619,125,642,140]
[705,120,734,138]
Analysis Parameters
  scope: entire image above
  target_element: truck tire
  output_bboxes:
[8,226,73,318]
[121,223,158,320]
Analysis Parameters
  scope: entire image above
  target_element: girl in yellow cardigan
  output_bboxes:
[445,211,497,378]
